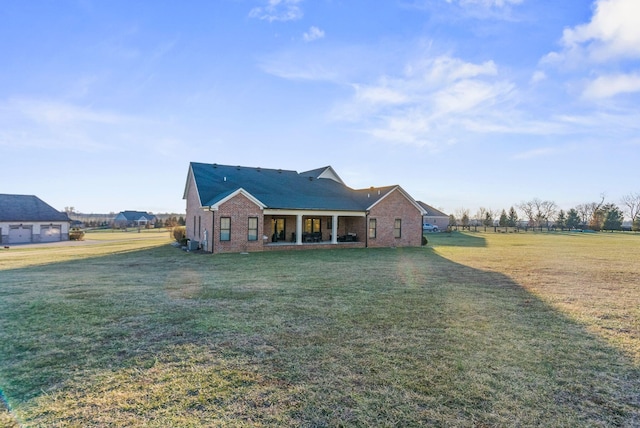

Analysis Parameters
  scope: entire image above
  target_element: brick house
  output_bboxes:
[183,162,426,254]
[113,211,157,229]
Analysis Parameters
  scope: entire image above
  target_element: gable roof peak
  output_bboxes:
[300,165,345,185]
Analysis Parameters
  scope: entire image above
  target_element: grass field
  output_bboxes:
[1,230,639,426]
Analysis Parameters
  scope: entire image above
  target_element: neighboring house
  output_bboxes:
[113,211,157,228]
[184,162,427,254]
[0,194,70,244]
[417,201,449,231]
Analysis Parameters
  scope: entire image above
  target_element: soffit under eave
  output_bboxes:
[263,208,366,217]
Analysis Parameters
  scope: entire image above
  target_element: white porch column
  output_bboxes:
[296,214,303,245]
[331,215,338,244]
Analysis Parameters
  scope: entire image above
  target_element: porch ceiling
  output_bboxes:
[263,209,366,217]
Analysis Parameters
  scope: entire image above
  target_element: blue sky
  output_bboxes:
[1,0,639,216]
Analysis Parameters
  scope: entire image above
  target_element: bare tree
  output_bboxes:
[455,208,470,228]
[475,207,487,227]
[620,192,640,223]
[518,198,557,228]
[575,203,591,227]
[517,200,536,227]
[575,194,606,228]
[534,199,557,228]
[455,208,470,223]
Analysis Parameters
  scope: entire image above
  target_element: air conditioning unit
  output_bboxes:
[187,240,199,251]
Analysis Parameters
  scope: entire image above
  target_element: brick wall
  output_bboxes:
[367,189,423,248]
[185,168,422,253]
[213,193,264,254]
[184,173,213,250]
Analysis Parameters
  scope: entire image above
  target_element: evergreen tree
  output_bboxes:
[483,212,493,227]
[507,206,518,227]
[556,210,566,230]
[461,213,470,227]
[566,208,580,229]
[602,204,623,231]
[448,214,457,226]
[499,209,508,227]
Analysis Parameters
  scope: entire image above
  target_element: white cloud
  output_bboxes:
[547,0,640,65]
[332,55,516,149]
[303,26,325,42]
[0,98,129,151]
[258,52,341,81]
[257,44,385,82]
[512,147,559,160]
[406,56,497,85]
[9,98,125,125]
[249,0,303,22]
[541,0,640,104]
[353,84,409,105]
[582,73,640,99]
[403,0,526,22]
[436,0,523,19]
[447,0,522,7]
[530,70,546,84]
[432,79,504,114]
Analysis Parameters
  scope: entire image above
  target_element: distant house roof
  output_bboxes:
[0,194,70,222]
[417,201,448,217]
[185,162,426,214]
[114,211,156,222]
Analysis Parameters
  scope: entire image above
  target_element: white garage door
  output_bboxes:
[41,225,62,242]
[8,225,33,244]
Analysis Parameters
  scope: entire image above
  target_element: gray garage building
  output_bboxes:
[0,194,71,244]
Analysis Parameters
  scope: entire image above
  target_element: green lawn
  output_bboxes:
[1,230,639,426]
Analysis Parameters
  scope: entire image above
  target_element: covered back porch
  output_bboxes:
[263,209,366,249]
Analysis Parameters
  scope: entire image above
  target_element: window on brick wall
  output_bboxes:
[248,217,258,241]
[394,219,402,238]
[368,218,377,239]
[220,217,231,241]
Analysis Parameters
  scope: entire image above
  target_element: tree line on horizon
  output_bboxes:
[449,192,640,232]
[63,208,186,229]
